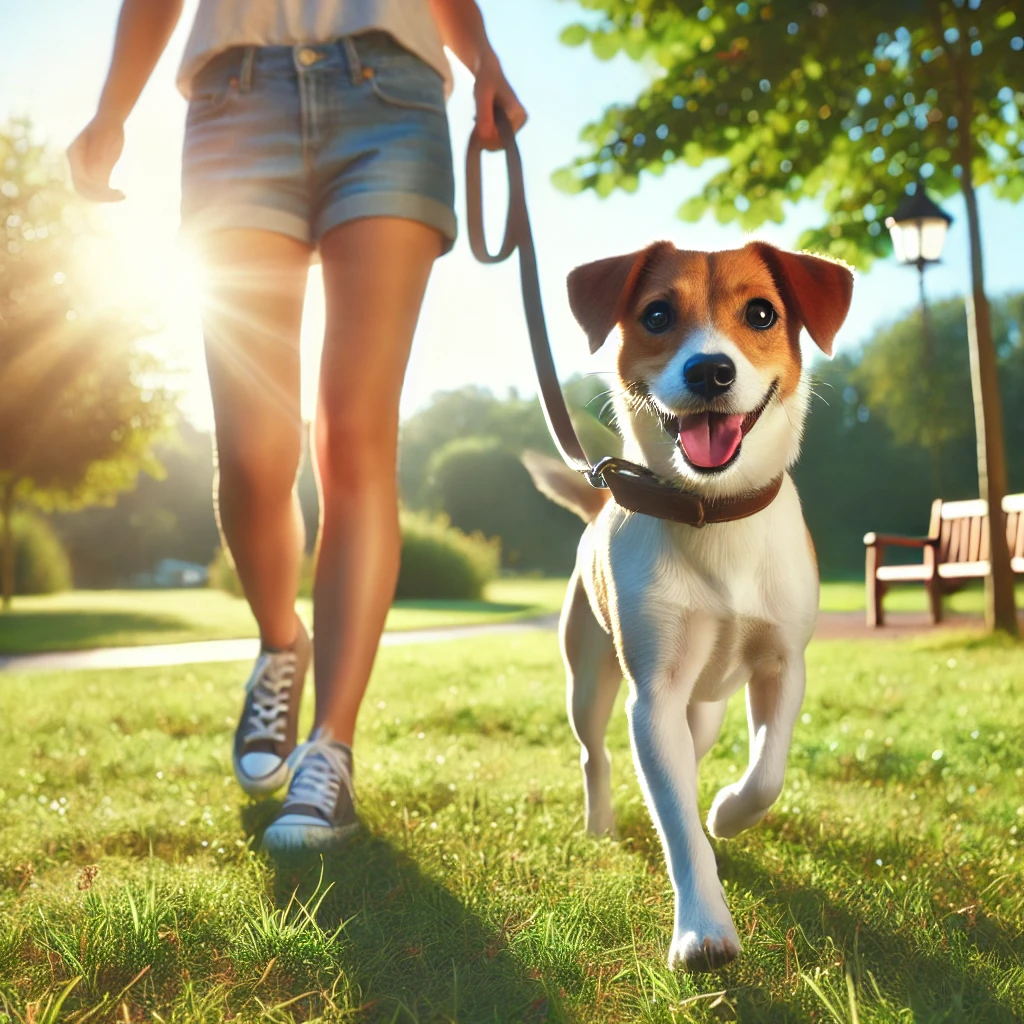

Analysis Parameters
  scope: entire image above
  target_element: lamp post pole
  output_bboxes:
[887,186,1017,635]
[914,255,942,496]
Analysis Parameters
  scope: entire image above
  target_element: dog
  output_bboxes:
[524,240,853,971]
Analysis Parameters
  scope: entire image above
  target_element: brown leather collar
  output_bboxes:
[466,107,784,529]
[596,458,784,527]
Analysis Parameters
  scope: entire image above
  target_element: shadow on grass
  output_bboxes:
[613,802,1022,1022]
[241,805,561,1023]
[719,845,1024,1023]
[0,610,191,654]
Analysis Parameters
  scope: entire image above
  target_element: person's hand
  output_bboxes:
[67,113,126,202]
[472,52,527,151]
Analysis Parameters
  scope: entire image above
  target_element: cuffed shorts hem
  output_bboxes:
[180,203,313,245]
[316,192,457,253]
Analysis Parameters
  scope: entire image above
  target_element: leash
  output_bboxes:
[465,107,783,527]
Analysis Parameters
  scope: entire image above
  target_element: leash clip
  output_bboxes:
[586,456,618,489]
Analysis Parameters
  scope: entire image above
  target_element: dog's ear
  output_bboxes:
[567,241,674,353]
[748,242,854,356]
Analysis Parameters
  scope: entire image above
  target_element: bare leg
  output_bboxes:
[707,654,805,839]
[561,571,621,836]
[312,218,442,745]
[197,230,311,649]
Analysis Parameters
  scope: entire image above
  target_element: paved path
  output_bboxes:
[0,615,562,674]
[0,609,1003,674]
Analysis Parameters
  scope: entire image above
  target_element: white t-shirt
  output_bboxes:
[178,0,451,98]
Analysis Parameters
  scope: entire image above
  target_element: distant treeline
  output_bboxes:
[52,293,1024,585]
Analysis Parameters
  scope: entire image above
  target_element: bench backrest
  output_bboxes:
[929,493,1024,565]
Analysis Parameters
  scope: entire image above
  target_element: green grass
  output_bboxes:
[0,579,567,655]
[1,629,1022,1022]
[820,580,1024,614]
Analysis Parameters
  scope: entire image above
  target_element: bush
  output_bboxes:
[208,512,498,602]
[8,512,72,595]
[397,511,499,600]
[425,437,583,573]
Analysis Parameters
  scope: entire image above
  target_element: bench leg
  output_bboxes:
[927,577,943,624]
[865,547,884,627]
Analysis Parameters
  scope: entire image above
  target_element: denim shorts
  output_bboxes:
[180,32,456,251]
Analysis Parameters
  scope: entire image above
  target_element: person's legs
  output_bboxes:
[312,216,442,744]
[197,229,311,649]
[197,229,315,798]
[260,215,441,853]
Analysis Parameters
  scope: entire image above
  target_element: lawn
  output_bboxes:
[1,629,1022,1022]
[0,579,567,655]
[817,580,1024,615]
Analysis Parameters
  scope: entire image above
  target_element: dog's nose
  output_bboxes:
[683,354,736,399]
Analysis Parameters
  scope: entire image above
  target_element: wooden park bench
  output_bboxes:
[864,493,1024,626]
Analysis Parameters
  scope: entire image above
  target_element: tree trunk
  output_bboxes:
[1,482,14,611]
[952,38,1018,634]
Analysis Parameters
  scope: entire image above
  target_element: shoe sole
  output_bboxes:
[260,820,361,855]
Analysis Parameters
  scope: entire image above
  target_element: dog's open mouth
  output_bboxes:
[661,380,778,473]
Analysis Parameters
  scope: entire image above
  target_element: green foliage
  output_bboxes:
[396,510,500,600]
[1,632,1023,1019]
[853,295,975,453]
[557,1,1024,267]
[424,436,578,571]
[209,511,500,602]
[53,423,220,589]
[0,119,177,605]
[8,512,71,596]
[399,380,615,575]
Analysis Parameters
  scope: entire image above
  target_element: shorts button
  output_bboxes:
[297,47,320,66]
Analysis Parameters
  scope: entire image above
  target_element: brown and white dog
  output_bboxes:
[525,241,853,971]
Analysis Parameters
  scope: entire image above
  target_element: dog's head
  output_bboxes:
[567,241,853,496]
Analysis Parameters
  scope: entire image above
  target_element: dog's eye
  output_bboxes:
[641,301,673,334]
[745,299,776,330]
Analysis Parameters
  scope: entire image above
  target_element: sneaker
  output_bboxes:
[233,619,310,798]
[261,729,360,854]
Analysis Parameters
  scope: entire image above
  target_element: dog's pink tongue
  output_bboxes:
[677,412,745,468]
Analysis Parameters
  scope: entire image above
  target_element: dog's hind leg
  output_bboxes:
[561,570,621,836]
[687,699,729,766]
[707,654,805,839]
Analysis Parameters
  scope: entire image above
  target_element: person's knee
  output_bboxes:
[215,429,302,502]
[315,408,396,488]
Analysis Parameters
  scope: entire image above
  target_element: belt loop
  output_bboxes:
[239,46,255,93]
[341,36,362,86]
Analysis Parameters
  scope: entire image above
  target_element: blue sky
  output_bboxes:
[4,0,1024,427]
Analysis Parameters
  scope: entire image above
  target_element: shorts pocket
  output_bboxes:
[188,70,239,121]
[368,59,445,115]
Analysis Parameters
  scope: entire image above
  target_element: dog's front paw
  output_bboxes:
[668,921,741,973]
[707,781,774,839]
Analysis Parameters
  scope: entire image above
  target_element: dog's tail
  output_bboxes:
[522,450,610,523]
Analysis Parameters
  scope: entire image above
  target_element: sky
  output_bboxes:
[3,0,1024,429]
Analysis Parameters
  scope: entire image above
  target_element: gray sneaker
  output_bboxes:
[261,729,360,854]
[233,620,310,798]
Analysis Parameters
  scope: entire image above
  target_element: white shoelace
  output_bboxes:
[285,737,350,820]
[243,651,297,744]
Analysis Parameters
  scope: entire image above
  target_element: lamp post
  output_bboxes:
[886,185,1017,634]
[884,187,953,496]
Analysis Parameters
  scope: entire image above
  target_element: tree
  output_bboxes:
[558,0,1022,632]
[0,120,176,607]
[853,295,976,494]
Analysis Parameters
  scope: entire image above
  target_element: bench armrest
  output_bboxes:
[863,533,935,549]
